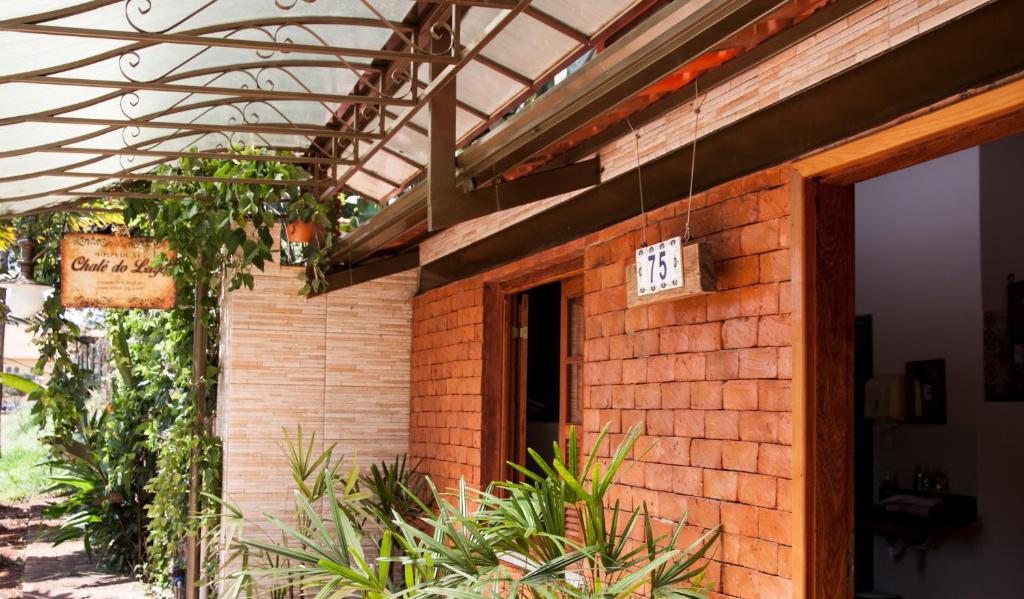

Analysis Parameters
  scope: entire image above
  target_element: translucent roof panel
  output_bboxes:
[531,0,637,37]
[0,0,646,215]
[462,11,576,81]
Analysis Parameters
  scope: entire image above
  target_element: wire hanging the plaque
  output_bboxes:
[626,80,714,307]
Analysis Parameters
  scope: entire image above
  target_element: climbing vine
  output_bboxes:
[125,147,337,583]
[11,147,339,585]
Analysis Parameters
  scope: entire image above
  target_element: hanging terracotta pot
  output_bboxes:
[286,220,317,243]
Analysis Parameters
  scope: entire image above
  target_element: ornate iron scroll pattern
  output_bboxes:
[0,0,541,211]
[125,0,220,34]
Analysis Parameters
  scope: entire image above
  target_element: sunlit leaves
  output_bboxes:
[234,426,721,598]
[20,146,340,585]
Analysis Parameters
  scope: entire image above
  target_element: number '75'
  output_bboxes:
[647,251,667,284]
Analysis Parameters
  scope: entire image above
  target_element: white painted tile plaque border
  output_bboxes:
[635,236,683,297]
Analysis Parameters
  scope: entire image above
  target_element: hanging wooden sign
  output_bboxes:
[61,233,176,309]
[625,241,714,307]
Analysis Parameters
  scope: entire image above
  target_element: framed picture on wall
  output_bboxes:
[905,359,947,424]
[984,277,1024,402]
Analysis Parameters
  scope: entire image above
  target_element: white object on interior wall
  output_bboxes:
[865,374,906,421]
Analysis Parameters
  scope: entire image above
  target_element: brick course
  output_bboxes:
[410,282,486,491]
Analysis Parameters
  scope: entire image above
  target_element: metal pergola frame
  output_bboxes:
[3,0,738,256]
[0,0,554,209]
[0,0,671,229]
[316,0,867,291]
[316,0,667,205]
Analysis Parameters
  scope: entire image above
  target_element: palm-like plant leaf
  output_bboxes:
[227,424,720,599]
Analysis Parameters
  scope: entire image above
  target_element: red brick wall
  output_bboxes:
[410,168,793,598]
[579,168,793,599]
[410,283,485,491]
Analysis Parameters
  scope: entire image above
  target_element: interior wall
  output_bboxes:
[975,133,1024,597]
[218,252,417,531]
[854,135,1024,597]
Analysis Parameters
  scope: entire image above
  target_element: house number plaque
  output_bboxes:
[635,236,683,297]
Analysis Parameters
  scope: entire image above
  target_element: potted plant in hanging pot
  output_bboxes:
[286,220,317,244]
[285,190,324,244]
[290,192,341,297]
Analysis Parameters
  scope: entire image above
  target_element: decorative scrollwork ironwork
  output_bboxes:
[357,0,457,57]
[114,21,407,113]
[125,0,220,34]
[119,91,142,119]
[274,0,317,9]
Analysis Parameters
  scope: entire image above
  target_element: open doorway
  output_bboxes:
[505,276,584,477]
[850,134,1024,598]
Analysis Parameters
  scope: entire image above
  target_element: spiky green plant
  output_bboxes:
[228,424,721,598]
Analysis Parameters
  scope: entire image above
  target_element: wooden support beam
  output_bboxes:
[317,249,420,294]
[793,76,1024,182]
[791,178,855,599]
[427,48,458,232]
[430,157,601,231]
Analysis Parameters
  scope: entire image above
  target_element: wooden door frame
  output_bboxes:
[480,257,584,486]
[559,275,584,451]
[790,174,855,599]
[789,75,1024,599]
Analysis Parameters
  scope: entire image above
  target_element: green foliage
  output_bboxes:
[0,405,50,503]
[125,148,285,293]
[229,425,721,598]
[359,454,431,533]
[105,308,214,584]
[288,193,381,293]
[1,372,43,394]
[4,211,160,569]
[30,293,89,439]
[39,306,200,573]
[286,188,331,226]
[15,147,328,585]
[294,193,342,297]
[339,195,382,234]
[43,408,152,571]
[123,148,318,583]
[127,146,342,297]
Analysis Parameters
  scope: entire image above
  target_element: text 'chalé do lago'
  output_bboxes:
[69,256,171,278]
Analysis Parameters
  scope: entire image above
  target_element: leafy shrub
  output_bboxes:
[43,409,152,570]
